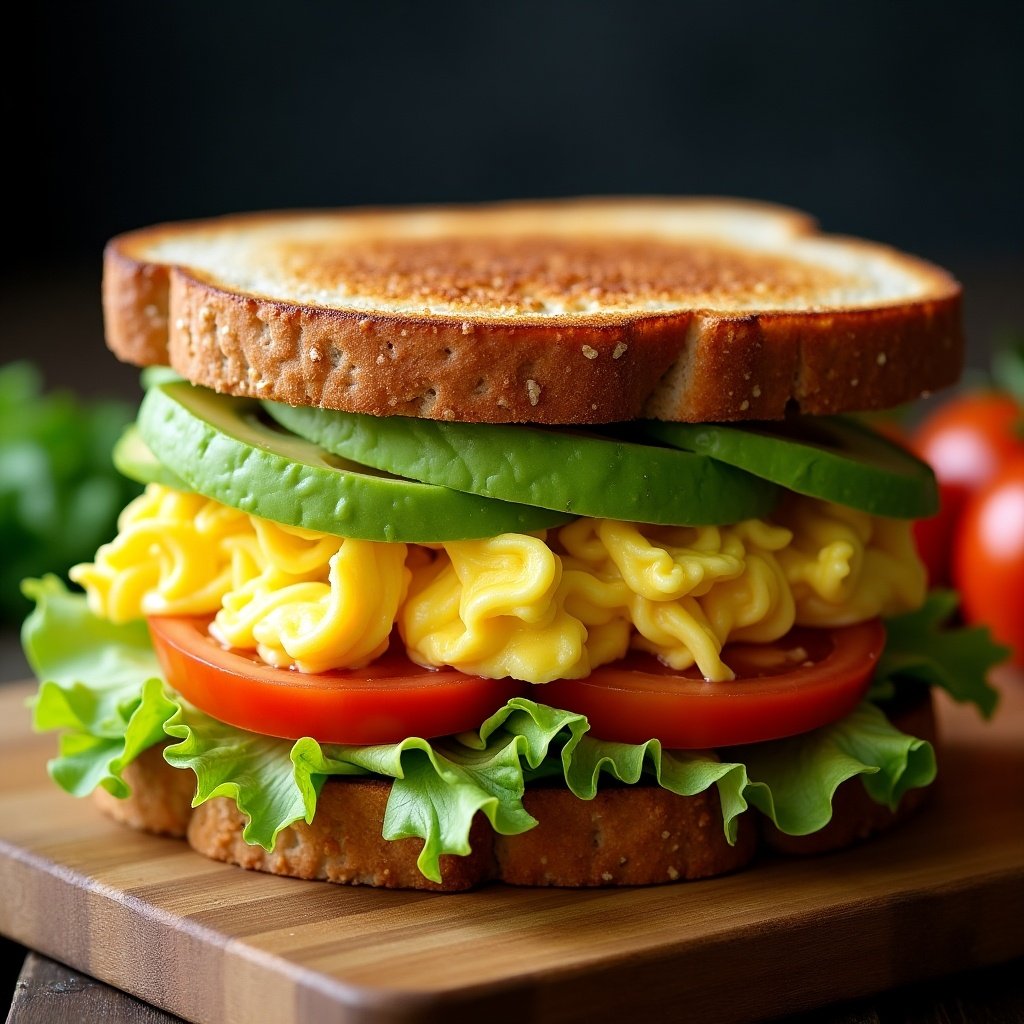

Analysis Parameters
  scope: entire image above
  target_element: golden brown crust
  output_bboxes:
[186,780,493,892]
[182,780,754,891]
[498,784,756,886]
[102,198,963,424]
[92,744,195,838]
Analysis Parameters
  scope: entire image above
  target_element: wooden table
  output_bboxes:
[6,947,1023,1023]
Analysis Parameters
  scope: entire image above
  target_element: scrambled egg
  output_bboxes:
[72,484,926,683]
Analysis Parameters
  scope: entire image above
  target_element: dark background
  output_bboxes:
[0,0,1022,1006]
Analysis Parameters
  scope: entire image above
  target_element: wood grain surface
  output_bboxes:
[0,675,1021,1024]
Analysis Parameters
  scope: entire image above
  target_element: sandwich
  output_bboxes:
[21,198,1006,890]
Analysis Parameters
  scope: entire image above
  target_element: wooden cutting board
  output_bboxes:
[1,675,1021,1024]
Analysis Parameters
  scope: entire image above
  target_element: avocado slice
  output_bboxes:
[113,423,191,491]
[263,403,779,526]
[643,417,938,519]
[136,383,572,541]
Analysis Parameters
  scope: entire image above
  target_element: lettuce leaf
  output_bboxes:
[22,577,944,881]
[22,576,178,796]
[872,589,1006,716]
[736,702,936,833]
[0,362,140,624]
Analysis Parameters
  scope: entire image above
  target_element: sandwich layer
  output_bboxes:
[92,690,934,890]
[71,484,926,687]
[103,198,962,423]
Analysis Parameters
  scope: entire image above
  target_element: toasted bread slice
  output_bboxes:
[104,198,961,423]
[92,692,934,891]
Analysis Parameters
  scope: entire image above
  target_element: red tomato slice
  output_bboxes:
[148,617,885,750]
[146,616,529,745]
[541,620,886,748]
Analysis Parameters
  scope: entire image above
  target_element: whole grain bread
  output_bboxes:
[92,692,935,890]
[103,198,962,424]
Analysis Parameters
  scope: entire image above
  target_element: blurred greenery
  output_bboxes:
[991,333,1024,409]
[0,361,141,625]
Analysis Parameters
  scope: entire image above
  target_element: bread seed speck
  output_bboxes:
[877,352,887,365]
[752,384,762,397]
[601,872,613,882]
[740,400,750,411]
[851,378,859,387]
[612,342,628,359]
[526,379,542,406]
[376,354,385,365]
[309,347,321,362]
[174,318,187,330]
[667,867,679,880]
[582,345,598,359]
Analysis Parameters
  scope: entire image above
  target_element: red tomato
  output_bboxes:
[542,621,886,748]
[912,392,1021,492]
[146,617,529,744]
[953,458,1024,667]
[912,480,967,588]
[911,392,1022,586]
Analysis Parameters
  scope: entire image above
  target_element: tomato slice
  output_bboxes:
[148,616,885,750]
[541,620,886,748]
[146,616,529,745]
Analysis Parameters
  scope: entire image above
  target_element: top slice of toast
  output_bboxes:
[103,197,962,423]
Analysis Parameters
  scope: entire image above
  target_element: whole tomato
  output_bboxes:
[913,392,1020,489]
[952,457,1024,666]
[912,481,966,588]
[911,392,1022,586]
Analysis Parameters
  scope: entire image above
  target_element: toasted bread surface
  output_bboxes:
[103,198,962,423]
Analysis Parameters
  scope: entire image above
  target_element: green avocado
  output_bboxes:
[263,403,779,526]
[113,424,190,491]
[643,416,938,519]
[136,383,572,541]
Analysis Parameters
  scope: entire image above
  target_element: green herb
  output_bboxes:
[991,333,1024,411]
[0,362,141,623]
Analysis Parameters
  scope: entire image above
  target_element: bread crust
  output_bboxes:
[186,779,494,892]
[91,691,935,890]
[92,744,195,838]
[102,199,962,424]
